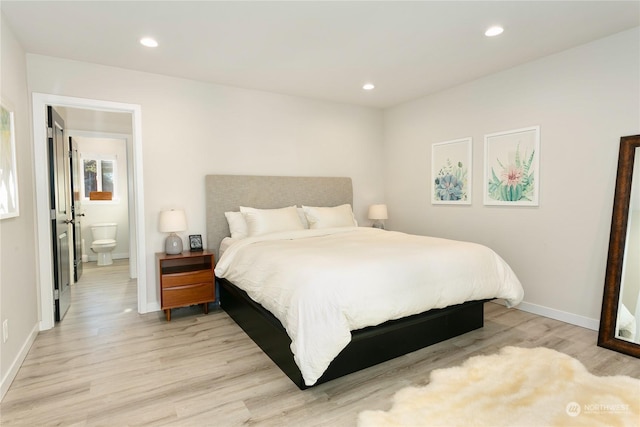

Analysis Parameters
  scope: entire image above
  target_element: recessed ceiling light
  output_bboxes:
[140,37,158,48]
[363,83,375,90]
[485,26,504,37]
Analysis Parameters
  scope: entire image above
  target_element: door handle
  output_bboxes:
[64,219,74,224]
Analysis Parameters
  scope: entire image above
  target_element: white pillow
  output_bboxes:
[302,204,357,229]
[224,211,248,239]
[240,206,304,236]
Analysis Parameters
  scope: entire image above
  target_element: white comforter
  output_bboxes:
[214,227,524,386]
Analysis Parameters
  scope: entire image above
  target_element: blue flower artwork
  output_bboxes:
[432,138,471,205]
[434,160,467,201]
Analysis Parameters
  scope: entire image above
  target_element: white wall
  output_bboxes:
[26,54,385,311]
[74,136,130,261]
[0,17,39,399]
[383,27,640,327]
[60,108,133,135]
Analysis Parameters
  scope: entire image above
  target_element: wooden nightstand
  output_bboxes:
[156,251,215,321]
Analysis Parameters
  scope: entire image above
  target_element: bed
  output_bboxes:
[206,175,523,389]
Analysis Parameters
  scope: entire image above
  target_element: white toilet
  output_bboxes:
[90,223,117,266]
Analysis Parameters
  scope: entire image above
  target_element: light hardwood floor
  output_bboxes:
[2,259,639,426]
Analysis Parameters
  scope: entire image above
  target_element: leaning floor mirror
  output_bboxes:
[599,134,640,358]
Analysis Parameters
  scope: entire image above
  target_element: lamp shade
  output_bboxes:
[159,209,187,233]
[368,204,388,220]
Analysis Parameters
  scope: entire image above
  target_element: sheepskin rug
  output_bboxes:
[358,346,639,427]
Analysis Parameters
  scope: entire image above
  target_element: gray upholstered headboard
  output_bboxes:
[205,175,353,260]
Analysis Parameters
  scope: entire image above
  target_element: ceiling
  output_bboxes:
[2,1,639,108]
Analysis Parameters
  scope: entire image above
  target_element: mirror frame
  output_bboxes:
[598,134,640,357]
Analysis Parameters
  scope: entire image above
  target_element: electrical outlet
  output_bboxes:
[2,319,8,343]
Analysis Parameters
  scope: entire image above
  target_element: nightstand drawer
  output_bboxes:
[161,270,213,289]
[156,251,215,321]
[162,282,215,308]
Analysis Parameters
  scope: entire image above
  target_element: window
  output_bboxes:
[81,154,118,201]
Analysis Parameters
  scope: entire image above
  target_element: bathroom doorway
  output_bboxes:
[66,129,132,277]
[32,94,147,331]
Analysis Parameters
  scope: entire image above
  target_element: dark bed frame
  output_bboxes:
[220,278,486,389]
[205,175,487,389]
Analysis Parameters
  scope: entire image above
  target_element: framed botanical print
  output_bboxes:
[484,126,540,206]
[431,137,472,205]
[1,101,19,219]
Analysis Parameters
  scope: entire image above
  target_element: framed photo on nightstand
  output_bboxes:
[189,234,203,252]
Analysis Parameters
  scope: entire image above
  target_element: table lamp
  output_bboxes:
[159,209,187,254]
[368,204,388,229]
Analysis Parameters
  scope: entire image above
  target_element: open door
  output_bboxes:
[69,136,84,282]
[47,106,71,321]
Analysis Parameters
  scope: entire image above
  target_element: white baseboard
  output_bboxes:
[1,323,39,402]
[492,300,600,331]
[146,302,161,313]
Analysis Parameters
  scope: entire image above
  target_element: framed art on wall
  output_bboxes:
[431,137,472,204]
[0,101,19,219]
[484,126,540,206]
